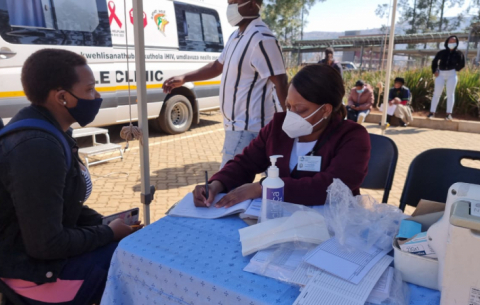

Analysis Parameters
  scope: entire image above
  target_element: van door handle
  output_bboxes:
[0,48,16,59]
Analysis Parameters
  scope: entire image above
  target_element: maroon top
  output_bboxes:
[210,112,371,206]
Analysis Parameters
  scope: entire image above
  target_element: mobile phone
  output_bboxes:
[102,208,139,225]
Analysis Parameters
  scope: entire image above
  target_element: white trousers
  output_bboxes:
[430,69,458,114]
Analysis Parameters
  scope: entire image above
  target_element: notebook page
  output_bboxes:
[168,193,251,219]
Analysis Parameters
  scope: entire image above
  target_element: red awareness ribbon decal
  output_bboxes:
[108,1,122,28]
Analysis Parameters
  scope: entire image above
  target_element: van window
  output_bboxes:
[202,13,219,43]
[0,0,112,47]
[185,11,203,42]
[174,2,223,52]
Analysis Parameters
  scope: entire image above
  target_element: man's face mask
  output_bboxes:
[227,1,260,27]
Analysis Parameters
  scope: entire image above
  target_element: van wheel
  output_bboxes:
[156,95,193,135]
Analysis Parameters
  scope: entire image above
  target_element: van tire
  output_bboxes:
[155,95,193,135]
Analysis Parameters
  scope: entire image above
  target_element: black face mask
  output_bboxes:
[65,91,103,127]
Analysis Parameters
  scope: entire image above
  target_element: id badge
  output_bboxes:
[298,156,322,172]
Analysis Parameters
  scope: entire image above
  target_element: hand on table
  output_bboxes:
[215,183,262,209]
[193,180,225,207]
[163,75,185,94]
[109,219,144,241]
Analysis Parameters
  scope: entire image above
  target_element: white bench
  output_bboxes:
[72,127,123,168]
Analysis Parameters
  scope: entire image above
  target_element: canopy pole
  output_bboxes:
[466,28,473,65]
[359,45,365,70]
[381,0,398,135]
[477,41,480,66]
[132,0,154,225]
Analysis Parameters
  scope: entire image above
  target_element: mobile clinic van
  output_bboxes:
[0,0,233,134]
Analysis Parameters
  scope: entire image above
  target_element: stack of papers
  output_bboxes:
[303,238,391,284]
[293,255,393,305]
[243,237,396,305]
[366,267,395,305]
[290,262,321,286]
[239,198,262,219]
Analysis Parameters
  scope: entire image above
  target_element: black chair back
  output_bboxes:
[399,149,480,211]
[361,133,398,204]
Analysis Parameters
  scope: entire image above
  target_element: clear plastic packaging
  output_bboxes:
[242,242,317,283]
[239,201,330,256]
[259,199,321,223]
[366,268,410,305]
[325,179,407,251]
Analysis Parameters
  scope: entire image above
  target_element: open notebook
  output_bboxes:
[168,193,262,219]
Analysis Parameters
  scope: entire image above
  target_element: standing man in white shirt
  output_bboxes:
[163,0,288,169]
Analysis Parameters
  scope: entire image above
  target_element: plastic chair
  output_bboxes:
[0,280,28,305]
[399,149,480,211]
[361,134,398,204]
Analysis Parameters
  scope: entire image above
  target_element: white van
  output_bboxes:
[0,0,233,134]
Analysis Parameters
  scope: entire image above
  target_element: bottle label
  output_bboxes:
[266,187,284,202]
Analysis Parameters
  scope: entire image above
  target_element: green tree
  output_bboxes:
[436,0,465,32]
[262,0,325,44]
[375,0,466,48]
[465,0,480,24]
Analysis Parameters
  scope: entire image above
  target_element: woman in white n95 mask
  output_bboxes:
[192,64,371,209]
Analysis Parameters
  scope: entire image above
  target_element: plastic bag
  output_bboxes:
[239,201,330,256]
[366,268,410,305]
[259,199,320,223]
[243,242,317,283]
[325,179,407,251]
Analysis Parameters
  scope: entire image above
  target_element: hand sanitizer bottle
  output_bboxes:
[261,155,284,221]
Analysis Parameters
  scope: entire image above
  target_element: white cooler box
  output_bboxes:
[393,211,443,291]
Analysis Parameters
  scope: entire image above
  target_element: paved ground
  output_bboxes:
[81,112,480,222]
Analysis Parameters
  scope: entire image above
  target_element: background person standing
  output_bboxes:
[428,35,465,121]
[318,48,343,78]
[163,0,288,169]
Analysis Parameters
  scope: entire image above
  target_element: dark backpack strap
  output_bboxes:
[0,119,72,168]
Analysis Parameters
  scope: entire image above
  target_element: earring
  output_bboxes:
[63,101,67,105]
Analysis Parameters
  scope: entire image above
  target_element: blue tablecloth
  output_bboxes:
[102,216,441,305]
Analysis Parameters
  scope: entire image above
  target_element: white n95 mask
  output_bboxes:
[282,105,326,139]
[227,1,260,27]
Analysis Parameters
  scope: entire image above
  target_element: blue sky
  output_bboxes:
[305,0,471,32]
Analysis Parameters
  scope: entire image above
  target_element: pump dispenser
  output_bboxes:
[267,155,281,179]
[261,155,285,221]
